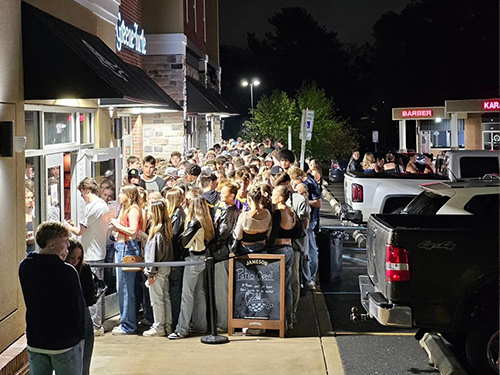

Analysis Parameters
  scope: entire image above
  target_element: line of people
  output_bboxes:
[347,150,436,174]
[19,140,325,374]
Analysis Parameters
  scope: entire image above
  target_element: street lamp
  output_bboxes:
[241,79,260,110]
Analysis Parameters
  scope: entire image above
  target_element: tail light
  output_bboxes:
[385,244,410,282]
[352,183,363,202]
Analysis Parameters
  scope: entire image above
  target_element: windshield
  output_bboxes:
[402,191,450,215]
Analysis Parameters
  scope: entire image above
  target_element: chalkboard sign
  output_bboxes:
[228,254,285,338]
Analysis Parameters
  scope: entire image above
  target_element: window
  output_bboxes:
[25,111,41,149]
[464,194,499,216]
[44,112,75,145]
[421,119,465,148]
[482,123,500,151]
[402,191,450,215]
[460,157,500,178]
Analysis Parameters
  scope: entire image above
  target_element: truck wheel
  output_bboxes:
[466,317,499,375]
[441,331,466,347]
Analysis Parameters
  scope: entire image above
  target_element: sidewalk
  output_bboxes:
[90,290,344,375]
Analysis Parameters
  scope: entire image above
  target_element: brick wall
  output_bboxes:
[464,113,482,150]
[117,0,143,67]
[131,115,144,159]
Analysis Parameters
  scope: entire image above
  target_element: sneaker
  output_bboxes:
[140,318,153,327]
[93,327,105,337]
[143,327,166,337]
[112,326,127,336]
[304,282,316,291]
[168,332,186,340]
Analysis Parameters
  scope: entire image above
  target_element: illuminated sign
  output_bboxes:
[483,100,500,111]
[115,13,147,55]
[402,110,434,118]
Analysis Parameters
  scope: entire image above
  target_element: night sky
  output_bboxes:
[219,0,411,47]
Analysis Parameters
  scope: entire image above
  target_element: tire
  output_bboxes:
[466,317,499,375]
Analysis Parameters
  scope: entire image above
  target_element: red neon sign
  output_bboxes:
[483,100,500,111]
[402,110,433,118]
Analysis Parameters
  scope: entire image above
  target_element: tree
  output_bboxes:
[242,84,359,161]
[242,91,299,142]
[296,83,359,161]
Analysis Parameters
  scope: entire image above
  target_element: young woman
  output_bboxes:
[168,193,214,339]
[308,159,323,185]
[361,152,379,173]
[142,200,174,337]
[165,187,187,329]
[383,153,399,173]
[109,185,142,335]
[405,154,419,174]
[267,185,296,329]
[65,239,94,375]
[234,186,272,254]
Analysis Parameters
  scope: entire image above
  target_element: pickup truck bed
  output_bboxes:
[361,214,499,331]
[343,172,448,222]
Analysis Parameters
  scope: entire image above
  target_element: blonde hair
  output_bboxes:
[148,200,172,241]
[165,188,184,217]
[361,152,375,170]
[118,185,140,221]
[185,194,214,243]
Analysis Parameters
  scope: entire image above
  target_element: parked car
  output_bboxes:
[435,150,500,181]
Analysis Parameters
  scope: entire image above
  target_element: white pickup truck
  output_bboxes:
[343,171,446,222]
[343,150,500,223]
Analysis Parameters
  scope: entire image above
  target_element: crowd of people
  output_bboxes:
[347,150,436,174]
[19,139,325,374]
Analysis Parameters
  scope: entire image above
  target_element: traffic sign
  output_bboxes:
[372,130,379,143]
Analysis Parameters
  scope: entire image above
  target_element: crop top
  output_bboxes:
[234,210,272,243]
[118,206,142,238]
[268,209,296,246]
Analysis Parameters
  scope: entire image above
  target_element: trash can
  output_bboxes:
[318,229,345,283]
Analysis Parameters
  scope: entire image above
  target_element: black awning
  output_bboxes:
[186,76,238,116]
[21,2,181,110]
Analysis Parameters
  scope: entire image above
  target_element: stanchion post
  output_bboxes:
[201,256,229,344]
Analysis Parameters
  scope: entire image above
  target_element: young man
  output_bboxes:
[169,151,182,167]
[19,222,86,375]
[66,177,110,336]
[277,149,295,171]
[141,155,166,191]
[212,181,240,332]
[184,163,202,186]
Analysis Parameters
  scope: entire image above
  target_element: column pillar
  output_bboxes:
[450,112,459,150]
[399,120,407,152]
[415,120,421,153]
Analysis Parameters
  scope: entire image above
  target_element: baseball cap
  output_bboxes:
[270,165,284,176]
[128,168,140,178]
[165,167,178,178]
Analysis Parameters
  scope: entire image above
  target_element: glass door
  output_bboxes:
[45,154,64,222]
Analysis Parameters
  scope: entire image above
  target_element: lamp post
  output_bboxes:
[241,79,260,110]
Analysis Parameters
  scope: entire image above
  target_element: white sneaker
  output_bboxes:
[143,327,166,337]
[93,327,105,337]
[111,326,127,336]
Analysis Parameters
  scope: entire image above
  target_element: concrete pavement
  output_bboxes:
[90,184,346,375]
[91,291,344,375]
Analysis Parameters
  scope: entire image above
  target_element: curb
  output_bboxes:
[419,333,467,375]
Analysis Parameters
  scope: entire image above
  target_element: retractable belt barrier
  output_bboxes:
[89,260,205,268]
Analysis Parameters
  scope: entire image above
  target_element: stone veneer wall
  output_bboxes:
[143,54,186,156]
[142,112,185,158]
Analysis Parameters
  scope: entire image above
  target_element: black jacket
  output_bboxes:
[19,252,86,350]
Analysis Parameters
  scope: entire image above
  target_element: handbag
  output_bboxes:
[121,255,144,272]
[92,272,108,304]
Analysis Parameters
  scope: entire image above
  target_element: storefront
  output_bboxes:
[393,98,500,154]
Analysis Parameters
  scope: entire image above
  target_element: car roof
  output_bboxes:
[420,176,500,196]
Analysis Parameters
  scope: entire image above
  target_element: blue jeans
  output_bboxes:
[169,266,184,330]
[176,254,207,336]
[266,245,294,323]
[307,220,319,284]
[115,241,140,334]
[28,340,84,375]
[83,308,94,375]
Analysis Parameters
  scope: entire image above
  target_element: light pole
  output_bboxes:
[241,79,260,110]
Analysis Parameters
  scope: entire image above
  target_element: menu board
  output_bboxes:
[228,254,285,338]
